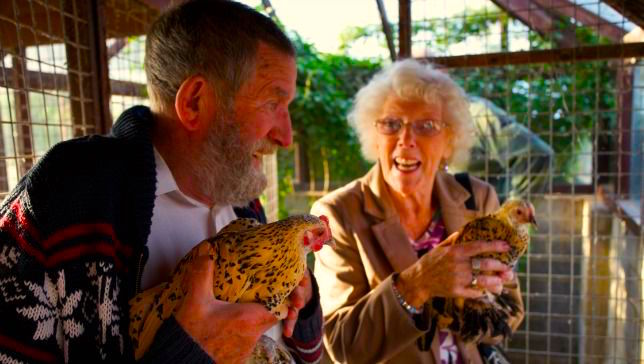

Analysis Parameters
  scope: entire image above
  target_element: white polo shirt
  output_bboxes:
[144,148,283,343]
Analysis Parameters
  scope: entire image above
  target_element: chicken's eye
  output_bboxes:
[517,210,522,215]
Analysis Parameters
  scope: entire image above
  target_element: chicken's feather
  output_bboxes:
[128,214,333,360]
[431,199,535,342]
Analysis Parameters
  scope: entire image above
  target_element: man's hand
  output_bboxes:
[175,254,278,363]
[282,269,313,337]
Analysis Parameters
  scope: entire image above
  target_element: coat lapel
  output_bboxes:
[361,166,485,276]
[371,218,418,274]
[361,165,420,274]
[434,171,481,233]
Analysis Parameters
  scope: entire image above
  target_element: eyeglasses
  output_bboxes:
[374,117,446,137]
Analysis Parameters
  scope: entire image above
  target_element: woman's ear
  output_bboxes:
[443,132,454,161]
[174,75,216,132]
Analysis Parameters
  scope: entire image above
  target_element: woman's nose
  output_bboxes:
[397,123,416,147]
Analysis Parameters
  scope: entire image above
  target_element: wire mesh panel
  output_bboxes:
[409,0,643,362]
[0,0,103,199]
[103,0,155,120]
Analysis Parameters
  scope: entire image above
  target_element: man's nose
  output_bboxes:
[268,110,292,147]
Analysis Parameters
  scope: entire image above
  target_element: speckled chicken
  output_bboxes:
[432,199,536,342]
[128,214,334,360]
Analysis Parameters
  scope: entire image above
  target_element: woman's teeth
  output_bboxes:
[394,157,420,171]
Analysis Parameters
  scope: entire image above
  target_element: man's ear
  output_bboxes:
[174,75,215,131]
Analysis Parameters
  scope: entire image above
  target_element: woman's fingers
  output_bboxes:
[460,240,509,257]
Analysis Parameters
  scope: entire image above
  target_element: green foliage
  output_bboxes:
[339,9,618,183]
[277,35,381,217]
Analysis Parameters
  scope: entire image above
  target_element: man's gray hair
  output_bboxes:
[348,59,475,167]
[145,0,295,113]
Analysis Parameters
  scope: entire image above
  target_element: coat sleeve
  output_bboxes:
[312,199,428,364]
[139,317,213,364]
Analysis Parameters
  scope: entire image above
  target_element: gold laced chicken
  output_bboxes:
[128,214,334,360]
[431,199,536,342]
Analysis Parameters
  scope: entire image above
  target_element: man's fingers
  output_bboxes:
[289,287,305,309]
[282,308,298,337]
[299,270,310,287]
[182,254,215,299]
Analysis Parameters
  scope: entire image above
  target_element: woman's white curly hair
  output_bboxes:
[348,59,475,167]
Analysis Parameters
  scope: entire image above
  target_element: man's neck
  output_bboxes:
[151,112,215,207]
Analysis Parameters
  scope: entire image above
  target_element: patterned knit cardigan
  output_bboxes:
[0,106,323,364]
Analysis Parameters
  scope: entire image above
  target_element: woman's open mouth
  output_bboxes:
[394,157,420,172]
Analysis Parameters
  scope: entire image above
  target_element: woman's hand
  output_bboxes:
[395,232,514,308]
[175,255,278,363]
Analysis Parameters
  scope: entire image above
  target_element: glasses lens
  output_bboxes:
[412,120,443,136]
[375,118,402,135]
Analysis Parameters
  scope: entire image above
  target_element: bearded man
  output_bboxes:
[0,1,323,363]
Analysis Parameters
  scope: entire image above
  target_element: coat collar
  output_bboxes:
[360,163,477,273]
[361,163,474,221]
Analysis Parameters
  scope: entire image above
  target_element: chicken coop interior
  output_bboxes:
[0,0,642,363]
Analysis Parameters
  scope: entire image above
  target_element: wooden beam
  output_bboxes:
[424,41,644,68]
[532,0,625,42]
[11,52,33,175]
[107,38,128,59]
[398,0,411,59]
[376,0,396,62]
[261,0,278,22]
[490,0,576,47]
[0,68,147,98]
[0,0,156,49]
[139,0,172,11]
[601,0,644,30]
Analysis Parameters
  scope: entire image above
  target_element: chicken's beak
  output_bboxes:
[325,237,336,249]
[529,214,538,229]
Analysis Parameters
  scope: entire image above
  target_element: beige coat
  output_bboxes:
[312,165,524,364]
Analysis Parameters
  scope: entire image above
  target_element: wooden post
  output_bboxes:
[616,65,633,197]
[376,0,396,62]
[398,0,411,59]
[88,0,112,133]
[12,51,33,176]
[63,0,87,137]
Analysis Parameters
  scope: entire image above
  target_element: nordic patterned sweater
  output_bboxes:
[0,106,323,364]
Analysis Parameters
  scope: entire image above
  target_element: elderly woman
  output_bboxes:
[312,59,524,364]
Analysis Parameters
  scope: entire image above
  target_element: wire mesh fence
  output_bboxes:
[410,0,643,362]
[0,0,641,362]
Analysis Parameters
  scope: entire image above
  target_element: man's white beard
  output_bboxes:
[193,115,269,207]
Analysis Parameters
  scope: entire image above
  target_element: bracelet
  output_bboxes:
[391,272,423,315]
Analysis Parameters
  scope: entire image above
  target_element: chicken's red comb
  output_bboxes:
[319,215,329,225]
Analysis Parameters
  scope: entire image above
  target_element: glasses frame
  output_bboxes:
[373,117,448,137]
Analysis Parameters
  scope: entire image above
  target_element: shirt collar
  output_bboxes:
[154,148,234,212]
[154,147,180,197]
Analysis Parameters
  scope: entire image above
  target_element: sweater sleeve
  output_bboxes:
[283,271,324,364]
[138,316,213,364]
